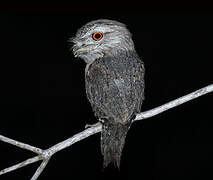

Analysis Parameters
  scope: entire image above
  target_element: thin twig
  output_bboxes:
[31,158,50,180]
[0,135,43,154]
[0,84,212,179]
[0,156,41,175]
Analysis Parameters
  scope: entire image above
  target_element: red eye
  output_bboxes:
[92,32,103,41]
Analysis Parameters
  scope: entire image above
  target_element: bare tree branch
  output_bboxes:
[47,122,102,154]
[0,124,102,178]
[0,84,212,179]
[134,84,213,121]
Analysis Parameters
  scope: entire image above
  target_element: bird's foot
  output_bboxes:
[85,122,101,129]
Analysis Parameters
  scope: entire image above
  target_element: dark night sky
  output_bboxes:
[0,8,212,180]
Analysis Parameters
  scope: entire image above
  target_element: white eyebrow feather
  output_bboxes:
[81,26,114,39]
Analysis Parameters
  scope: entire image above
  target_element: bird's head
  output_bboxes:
[70,19,135,63]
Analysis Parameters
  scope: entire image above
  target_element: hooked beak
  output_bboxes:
[72,44,94,57]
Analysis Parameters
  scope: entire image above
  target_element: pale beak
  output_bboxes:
[72,44,94,57]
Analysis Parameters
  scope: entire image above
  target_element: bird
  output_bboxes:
[71,19,145,168]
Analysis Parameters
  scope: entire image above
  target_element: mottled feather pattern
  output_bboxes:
[85,50,144,167]
[86,50,144,123]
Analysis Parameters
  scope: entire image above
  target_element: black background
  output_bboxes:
[0,8,212,180]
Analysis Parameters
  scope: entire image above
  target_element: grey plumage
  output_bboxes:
[71,19,145,168]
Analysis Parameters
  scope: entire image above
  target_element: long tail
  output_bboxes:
[101,121,131,168]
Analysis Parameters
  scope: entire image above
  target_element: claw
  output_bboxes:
[85,122,101,129]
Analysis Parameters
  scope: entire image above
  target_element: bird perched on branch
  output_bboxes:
[71,19,145,168]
